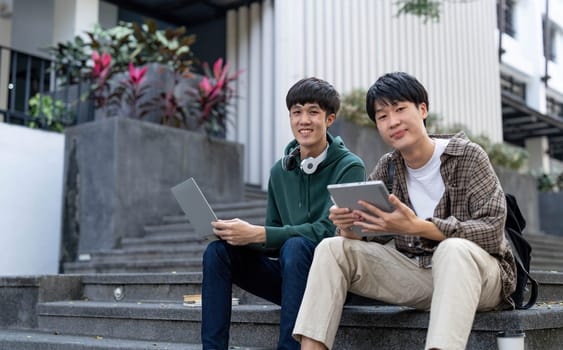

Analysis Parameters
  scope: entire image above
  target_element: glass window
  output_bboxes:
[501,73,526,100]
[546,96,563,118]
[497,0,515,37]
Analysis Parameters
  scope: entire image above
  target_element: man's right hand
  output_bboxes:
[212,218,267,246]
[329,205,362,240]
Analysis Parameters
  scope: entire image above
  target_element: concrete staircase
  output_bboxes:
[2,185,563,349]
[63,198,268,274]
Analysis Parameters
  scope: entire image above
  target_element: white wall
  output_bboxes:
[0,12,11,47]
[0,124,64,275]
[53,0,99,44]
[10,0,54,58]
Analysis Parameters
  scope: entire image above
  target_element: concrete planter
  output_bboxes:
[539,192,563,236]
[494,166,540,233]
[330,119,392,173]
[61,118,244,264]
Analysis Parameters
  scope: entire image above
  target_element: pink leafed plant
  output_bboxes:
[189,58,243,136]
[108,62,150,118]
[91,51,112,108]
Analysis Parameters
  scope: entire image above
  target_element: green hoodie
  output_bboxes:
[263,132,365,252]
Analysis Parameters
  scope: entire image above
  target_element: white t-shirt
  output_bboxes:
[406,138,449,219]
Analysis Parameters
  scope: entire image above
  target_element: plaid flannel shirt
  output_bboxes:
[368,132,517,308]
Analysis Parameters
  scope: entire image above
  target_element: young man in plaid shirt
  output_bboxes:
[293,72,517,350]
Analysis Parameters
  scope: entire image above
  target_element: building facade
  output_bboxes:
[498,0,563,175]
[1,0,562,189]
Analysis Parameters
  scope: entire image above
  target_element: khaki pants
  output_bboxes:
[293,237,503,350]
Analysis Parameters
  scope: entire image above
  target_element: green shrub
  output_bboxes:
[43,19,241,137]
[28,93,73,132]
[338,88,373,127]
[46,19,195,85]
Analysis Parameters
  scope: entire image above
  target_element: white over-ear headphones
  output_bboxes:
[300,144,329,175]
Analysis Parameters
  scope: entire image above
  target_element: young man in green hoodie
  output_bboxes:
[201,77,366,350]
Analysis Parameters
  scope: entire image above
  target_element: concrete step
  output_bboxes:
[71,242,563,275]
[161,200,267,224]
[0,329,202,350]
[91,245,206,262]
[527,234,563,248]
[3,271,563,350]
[514,233,563,272]
[66,207,563,274]
[120,233,205,248]
[162,212,265,226]
[212,199,268,212]
[142,222,197,234]
[0,329,272,350]
[244,185,268,201]
[531,250,563,259]
[77,271,563,305]
[143,214,265,235]
[36,301,280,345]
[64,257,203,274]
[81,272,202,303]
[34,300,563,349]
[526,232,563,243]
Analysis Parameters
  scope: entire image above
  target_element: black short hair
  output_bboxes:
[286,77,340,116]
[366,72,429,122]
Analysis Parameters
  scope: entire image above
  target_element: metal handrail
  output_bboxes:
[0,45,93,131]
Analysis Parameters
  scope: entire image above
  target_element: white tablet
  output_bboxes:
[327,180,395,237]
[171,177,218,241]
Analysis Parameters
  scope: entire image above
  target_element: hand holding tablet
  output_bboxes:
[327,180,395,237]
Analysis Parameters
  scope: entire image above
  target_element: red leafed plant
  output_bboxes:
[91,51,112,108]
[109,62,150,119]
[188,58,243,137]
[84,46,243,137]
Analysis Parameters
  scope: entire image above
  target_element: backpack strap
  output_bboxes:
[506,233,540,309]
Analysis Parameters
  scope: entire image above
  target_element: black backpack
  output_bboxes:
[387,162,538,309]
[504,193,539,309]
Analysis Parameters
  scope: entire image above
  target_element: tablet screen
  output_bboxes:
[327,180,394,237]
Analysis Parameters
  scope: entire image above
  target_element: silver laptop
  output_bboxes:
[171,177,218,241]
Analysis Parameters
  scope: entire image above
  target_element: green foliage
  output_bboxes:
[338,89,528,171]
[338,88,373,127]
[534,171,563,192]
[28,93,73,132]
[396,0,442,23]
[47,35,91,85]
[46,18,195,85]
[44,19,242,138]
[536,173,556,192]
[427,114,528,171]
[472,135,528,171]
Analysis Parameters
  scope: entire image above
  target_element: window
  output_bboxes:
[546,96,563,118]
[543,17,558,62]
[501,73,526,100]
[497,0,515,37]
